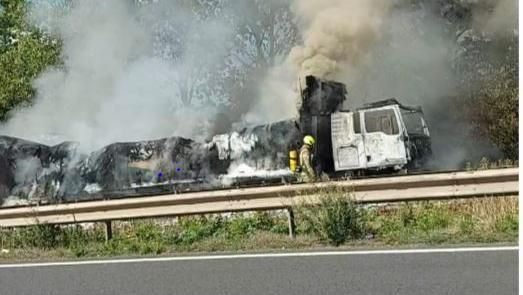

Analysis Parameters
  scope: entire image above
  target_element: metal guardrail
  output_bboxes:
[0,168,518,228]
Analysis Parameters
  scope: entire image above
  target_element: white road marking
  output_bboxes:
[0,246,517,269]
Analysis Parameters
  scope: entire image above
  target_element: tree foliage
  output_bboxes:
[458,35,519,160]
[466,72,518,159]
[0,0,61,121]
[219,0,298,127]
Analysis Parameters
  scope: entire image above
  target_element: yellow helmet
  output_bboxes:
[303,135,316,145]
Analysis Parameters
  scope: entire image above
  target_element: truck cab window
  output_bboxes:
[353,112,361,134]
[364,109,399,135]
[401,111,424,134]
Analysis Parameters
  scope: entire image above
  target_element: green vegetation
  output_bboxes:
[0,0,61,121]
[464,66,518,160]
[459,33,519,160]
[0,193,517,261]
[297,189,364,246]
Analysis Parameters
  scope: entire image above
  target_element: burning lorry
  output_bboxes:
[0,76,432,204]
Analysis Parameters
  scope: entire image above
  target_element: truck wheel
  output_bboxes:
[343,171,354,179]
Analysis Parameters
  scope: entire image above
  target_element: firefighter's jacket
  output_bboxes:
[299,144,316,182]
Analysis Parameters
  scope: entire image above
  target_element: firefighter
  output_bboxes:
[299,135,317,182]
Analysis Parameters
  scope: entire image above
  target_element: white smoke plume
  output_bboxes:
[14,157,41,184]
[344,4,458,107]
[241,62,299,125]
[0,0,231,152]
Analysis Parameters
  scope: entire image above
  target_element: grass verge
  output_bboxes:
[0,193,517,261]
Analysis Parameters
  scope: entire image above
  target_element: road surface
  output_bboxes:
[0,247,517,295]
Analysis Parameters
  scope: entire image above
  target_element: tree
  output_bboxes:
[133,0,297,122]
[0,0,25,54]
[455,32,518,159]
[227,0,297,70]
[219,0,298,124]
[0,0,61,121]
[143,0,230,107]
[435,0,519,160]
[465,69,518,159]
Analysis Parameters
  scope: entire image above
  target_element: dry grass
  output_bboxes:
[451,196,518,231]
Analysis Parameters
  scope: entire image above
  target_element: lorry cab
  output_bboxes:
[331,99,431,173]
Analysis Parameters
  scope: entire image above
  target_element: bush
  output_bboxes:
[134,222,163,242]
[464,65,518,159]
[269,223,289,235]
[174,216,225,245]
[252,212,275,231]
[227,217,257,239]
[495,215,518,233]
[225,212,280,239]
[298,189,364,246]
[18,224,62,249]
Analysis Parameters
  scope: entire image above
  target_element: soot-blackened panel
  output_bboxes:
[299,76,347,174]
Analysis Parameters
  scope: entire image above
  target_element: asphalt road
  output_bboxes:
[0,247,517,295]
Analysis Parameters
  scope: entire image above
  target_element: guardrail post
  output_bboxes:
[287,208,296,239]
[104,221,113,241]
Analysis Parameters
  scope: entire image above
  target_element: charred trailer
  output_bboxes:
[298,76,432,176]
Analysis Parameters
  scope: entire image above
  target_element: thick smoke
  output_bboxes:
[244,0,392,126]
[0,0,231,152]
[289,0,391,81]
[259,0,517,168]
